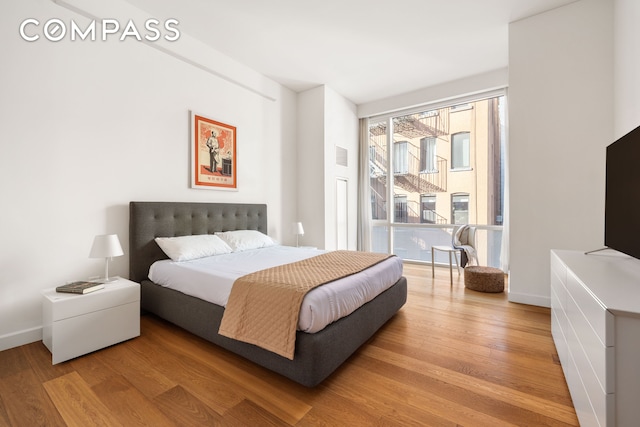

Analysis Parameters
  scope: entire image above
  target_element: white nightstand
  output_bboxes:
[42,277,140,364]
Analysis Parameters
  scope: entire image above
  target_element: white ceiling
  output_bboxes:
[123,0,577,104]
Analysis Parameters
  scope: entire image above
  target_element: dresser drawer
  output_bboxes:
[550,251,567,290]
[564,316,615,426]
[49,301,139,364]
[550,304,569,370]
[565,289,615,394]
[566,270,614,347]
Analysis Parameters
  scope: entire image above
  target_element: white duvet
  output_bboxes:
[149,245,403,333]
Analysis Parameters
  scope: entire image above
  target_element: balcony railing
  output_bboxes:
[369,138,447,195]
[393,148,447,194]
[369,108,450,139]
[421,208,448,224]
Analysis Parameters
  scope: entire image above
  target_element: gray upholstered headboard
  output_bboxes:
[129,202,267,283]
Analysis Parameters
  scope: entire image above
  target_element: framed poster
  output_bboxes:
[190,112,237,190]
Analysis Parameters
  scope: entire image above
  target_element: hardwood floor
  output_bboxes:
[0,263,578,426]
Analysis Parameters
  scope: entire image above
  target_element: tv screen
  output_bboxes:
[605,125,640,259]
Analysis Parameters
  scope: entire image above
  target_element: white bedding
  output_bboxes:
[149,245,403,333]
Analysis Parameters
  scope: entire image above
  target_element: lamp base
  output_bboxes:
[98,258,119,283]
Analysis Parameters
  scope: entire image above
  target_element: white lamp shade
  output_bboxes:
[89,234,124,258]
[295,222,304,235]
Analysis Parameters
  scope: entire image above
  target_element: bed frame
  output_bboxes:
[129,201,407,387]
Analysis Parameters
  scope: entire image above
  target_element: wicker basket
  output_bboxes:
[464,266,505,293]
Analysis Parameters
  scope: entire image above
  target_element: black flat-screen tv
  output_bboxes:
[605,124,640,259]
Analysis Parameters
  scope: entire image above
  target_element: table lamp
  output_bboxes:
[89,234,124,282]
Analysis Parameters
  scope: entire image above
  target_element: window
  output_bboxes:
[367,92,505,264]
[420,137,437,172]
[450,103,472,112]
[421,195,436,223]
[394,195,408,223]
[393,141,408,174]
[452,193,469,224]
[451,132,470,169]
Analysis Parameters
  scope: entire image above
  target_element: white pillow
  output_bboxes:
[215,230,276,252]
[155,234,233,261]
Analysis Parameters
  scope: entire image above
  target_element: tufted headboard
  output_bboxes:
[129,201,267,283]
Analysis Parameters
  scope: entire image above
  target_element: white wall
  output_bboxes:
[297,86,326,248]
[0,0,297,350]
[324,86,359,250]
[508,0,613,306]
[297,85,358,250]
[614,0,640,136]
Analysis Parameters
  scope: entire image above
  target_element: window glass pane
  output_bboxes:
[473,227,503,268]
[393,225,455,261]
[393,141,408,174]
[369,121,388,220]
[452,194,469,224]
[451,132,470,169]
[394,195,408,223]
[371,225,389,253]
[420,137,436,172]
[392,224,503,266]
[421,195,437,223]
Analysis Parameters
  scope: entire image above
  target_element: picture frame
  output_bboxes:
[190,111,237,190]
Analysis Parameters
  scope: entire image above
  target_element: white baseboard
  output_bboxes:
[508,291,550,308]
[0,326,42,352]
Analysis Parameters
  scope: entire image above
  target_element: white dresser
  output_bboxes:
[550,249,640,427]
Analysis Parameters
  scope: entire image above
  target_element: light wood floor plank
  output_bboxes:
[43,371,122,426]
[294,386,391,426]
[91,375,175,426]
[221,399,291,426]
[0,369,65,426]
[93,341,177,399]
[19,343,73,384]
[152,385,225,426]
[0,394,10,427]
[68,350,120,388]
[0,347,29,379]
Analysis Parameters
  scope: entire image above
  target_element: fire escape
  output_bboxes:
[369,108,450,223]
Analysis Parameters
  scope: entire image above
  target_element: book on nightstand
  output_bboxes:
[55,281,105,294]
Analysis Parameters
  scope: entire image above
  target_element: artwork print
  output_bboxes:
[191,112,237,190]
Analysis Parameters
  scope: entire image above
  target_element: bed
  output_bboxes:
[129,201,407,387]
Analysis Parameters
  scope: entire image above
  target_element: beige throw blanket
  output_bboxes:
[218,250,393,359]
